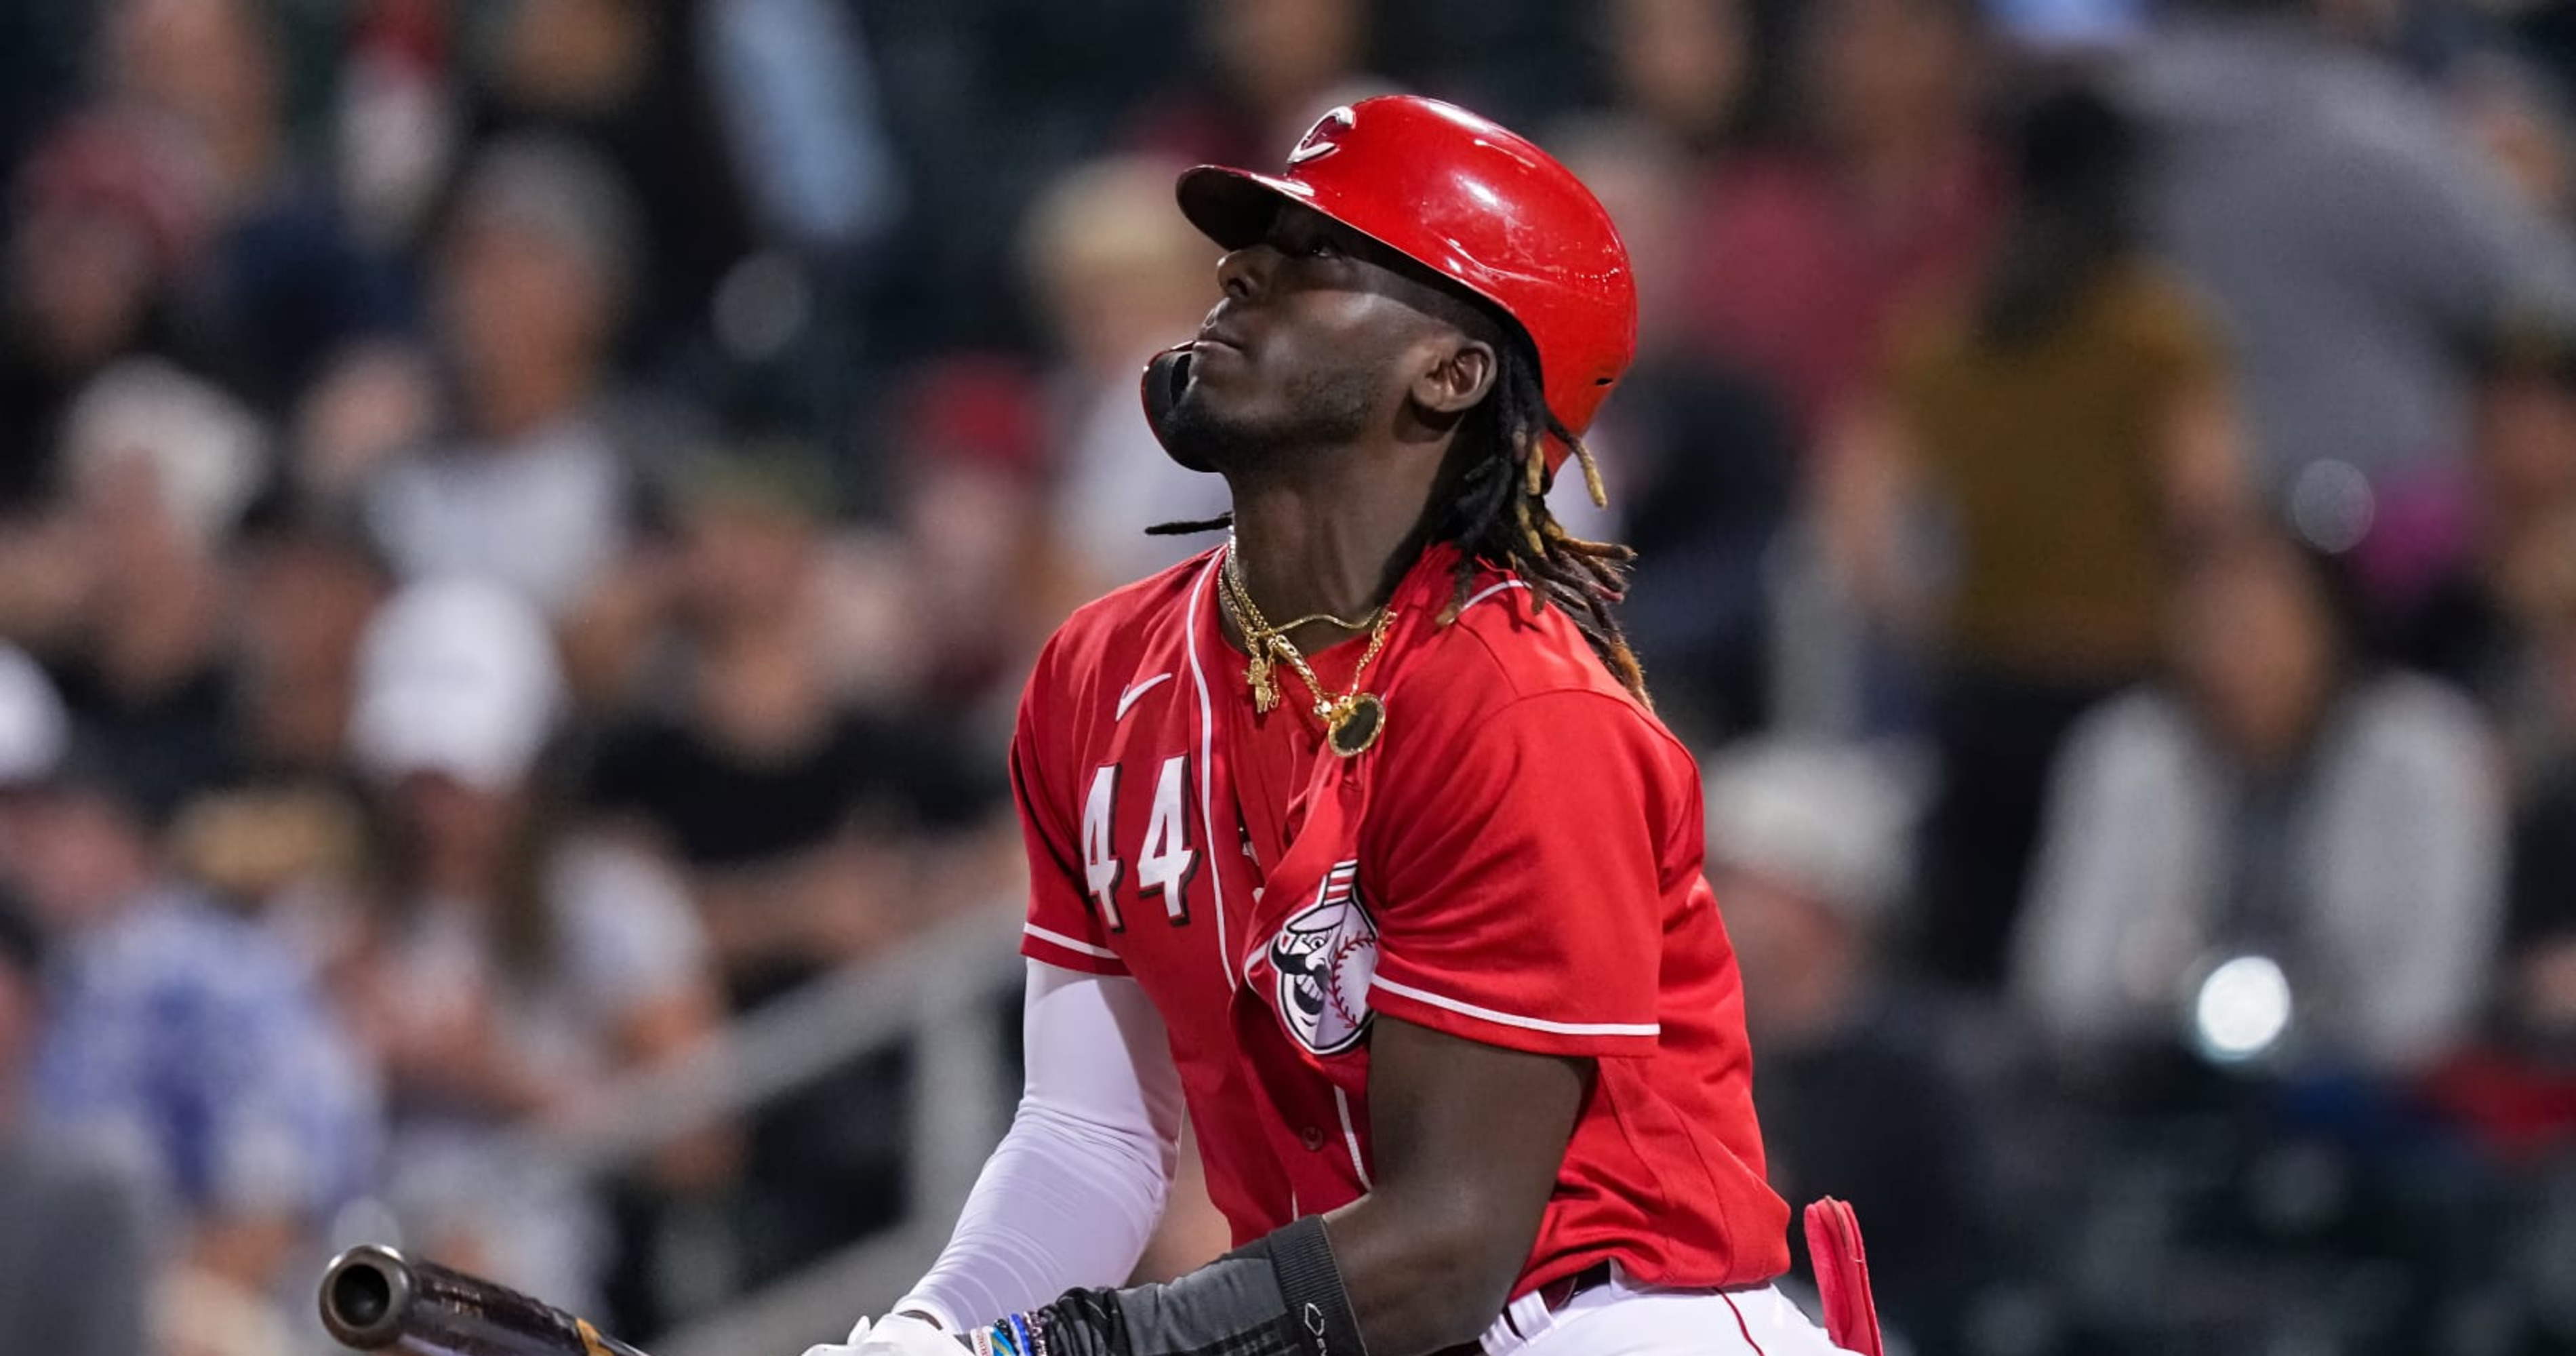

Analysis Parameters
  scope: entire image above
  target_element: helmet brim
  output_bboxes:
[1175,165,1320,252]
[1176,164,1518,344]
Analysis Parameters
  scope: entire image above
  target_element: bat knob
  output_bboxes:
[320,1245,415,1349]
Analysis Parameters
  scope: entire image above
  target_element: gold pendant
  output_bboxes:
[1325,692,1386,758]
[1247,652,1278,713]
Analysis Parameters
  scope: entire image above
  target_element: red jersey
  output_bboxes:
[1009,542,1789,1298]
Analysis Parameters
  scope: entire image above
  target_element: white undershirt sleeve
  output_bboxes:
[891,959,1186,1331]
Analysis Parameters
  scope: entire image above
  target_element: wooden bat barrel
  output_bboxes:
[319,1244,653,1356]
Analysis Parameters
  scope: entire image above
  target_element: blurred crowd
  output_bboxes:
[2,0,2576,1353]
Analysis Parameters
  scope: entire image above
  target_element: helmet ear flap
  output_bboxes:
[1140,343,1214,472]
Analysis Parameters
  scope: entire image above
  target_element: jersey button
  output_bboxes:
[1299,1125,1327,1152]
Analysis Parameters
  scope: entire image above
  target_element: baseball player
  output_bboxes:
[811,96,1876,1356]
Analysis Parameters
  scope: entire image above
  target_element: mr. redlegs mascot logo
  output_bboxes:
[1266,860,1377,1056]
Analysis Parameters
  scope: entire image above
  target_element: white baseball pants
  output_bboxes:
[1477,1266,1849,1356]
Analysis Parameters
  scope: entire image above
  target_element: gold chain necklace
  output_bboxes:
[1272,607,1379,633]
[1219,542,1395,757]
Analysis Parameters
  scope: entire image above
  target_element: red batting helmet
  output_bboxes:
[1142,95,1637,477]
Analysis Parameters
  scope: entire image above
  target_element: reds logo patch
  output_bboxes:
[1267,860,1377,1055]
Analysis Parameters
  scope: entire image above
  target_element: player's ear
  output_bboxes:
[1411,336,1497,418]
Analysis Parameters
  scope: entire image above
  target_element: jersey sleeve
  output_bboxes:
[1012,641,1128,976]
[1361,690,1672,1058]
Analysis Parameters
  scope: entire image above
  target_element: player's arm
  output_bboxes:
[1321,1015,1588,1351]
[890,958,1186,1332]
[935,1016,1582,1356]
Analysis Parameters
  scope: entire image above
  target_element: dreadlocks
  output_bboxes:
[1148,340,1649,704]
[1438,340,1648,704]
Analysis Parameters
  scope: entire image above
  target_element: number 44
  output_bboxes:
[1081,756,1196,930]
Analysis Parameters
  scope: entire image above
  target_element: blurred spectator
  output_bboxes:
[2123,0,2576,544]
[1127,0,1386,169]
[289,340,441,513]
[363,136,664,617]
[1603,0,1768,157]
[1704,737,2001,1356]
[229,513,395,781]
[698,0,904,256]
[2015,526,2505,1080]
[584,455,995,1009]
[1022,155,1231,587]
[2423,759,2576,1163]
[1682,0,2004,442]
[839,354,1097,728]
[0,112,210,515]
[22,743,376,1323]
[2416,597,2576,1310]
[1553,119,1800,744]
[334,0,460,252]
[581,449,1008,1296]
[3,359,268,822]
[466,0,755,368]
[0,645,68,856]
[342,578,727,1319]
[100,0,404,414]
[691,0,908,443]
[2449,49,2576,228]
[1836,81,2250,988]
[2392,327,2576,776]
[0,890,151,1356]
[166,778,369,974]
[0,650,150,1356]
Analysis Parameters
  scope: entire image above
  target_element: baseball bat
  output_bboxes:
[319,1244,653,1356]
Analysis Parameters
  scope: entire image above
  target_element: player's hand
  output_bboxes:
[801,1312,964,1356]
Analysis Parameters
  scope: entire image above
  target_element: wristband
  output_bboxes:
[1028,1216,1365,1356]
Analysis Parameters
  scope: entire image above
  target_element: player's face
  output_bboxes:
[1156,205,1454,470]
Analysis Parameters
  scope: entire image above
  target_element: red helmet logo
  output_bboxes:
[1285,106,1357,165]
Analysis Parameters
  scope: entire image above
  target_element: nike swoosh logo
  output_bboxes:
[1115,673,1174,721]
